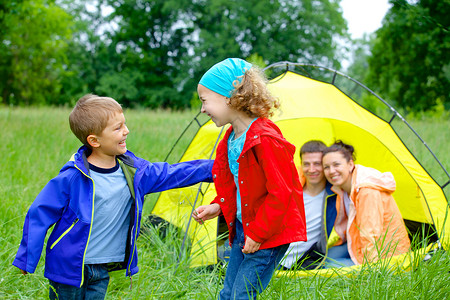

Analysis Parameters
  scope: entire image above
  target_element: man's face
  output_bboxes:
[301,152,326,186]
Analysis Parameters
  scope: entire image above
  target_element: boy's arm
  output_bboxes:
[140,159,213,194]
[13,176,70,273]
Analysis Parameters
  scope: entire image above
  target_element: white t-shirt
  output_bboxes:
[281,190,325,268]
[85,163,132,264]
[343,191,351,217]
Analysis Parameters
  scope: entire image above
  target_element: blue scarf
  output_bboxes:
[199,58,252,98]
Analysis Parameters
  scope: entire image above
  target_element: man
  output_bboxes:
[280,140,337,270]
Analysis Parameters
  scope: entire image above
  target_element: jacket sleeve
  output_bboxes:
[354,188,384,263]
[12,175,71,273]
[139,159,213,194]
[247,137,301,243]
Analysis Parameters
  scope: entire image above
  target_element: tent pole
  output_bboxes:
[389,113,396,124]
[265,62,450,182]
[175,126,225,273]
[164,110,203,162]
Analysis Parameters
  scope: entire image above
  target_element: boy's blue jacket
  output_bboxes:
[13,146,213,287]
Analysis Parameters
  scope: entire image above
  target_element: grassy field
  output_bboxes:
[1,106,449,299]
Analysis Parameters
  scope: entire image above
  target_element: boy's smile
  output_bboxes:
[87,112,129,167]
[98,112,129,154]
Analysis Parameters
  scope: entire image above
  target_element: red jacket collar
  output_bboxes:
[222,118,294,155]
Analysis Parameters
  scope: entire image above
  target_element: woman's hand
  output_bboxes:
[192,203,221,224]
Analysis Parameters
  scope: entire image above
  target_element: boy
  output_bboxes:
[13,94,213,299]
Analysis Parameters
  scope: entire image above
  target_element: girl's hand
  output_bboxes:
[242,236,261,254]
[192,203,221,224]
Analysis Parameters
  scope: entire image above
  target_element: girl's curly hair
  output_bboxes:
[228,66,279,118]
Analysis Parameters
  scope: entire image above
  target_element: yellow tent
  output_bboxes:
[150,63,449,272]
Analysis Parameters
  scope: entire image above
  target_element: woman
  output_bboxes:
[322,141,410,266]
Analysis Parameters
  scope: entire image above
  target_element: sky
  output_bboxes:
[340,0,392,39]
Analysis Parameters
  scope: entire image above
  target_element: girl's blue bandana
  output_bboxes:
[199,58,252,98]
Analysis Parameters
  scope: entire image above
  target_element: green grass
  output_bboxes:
[1,106,449,299]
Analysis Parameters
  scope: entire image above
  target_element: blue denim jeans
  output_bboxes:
[324,242,355,268]
[220,220,289,300]
[49,264,110,300]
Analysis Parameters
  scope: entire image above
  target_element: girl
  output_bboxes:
[322,141,410,266]
[192,58,306,300]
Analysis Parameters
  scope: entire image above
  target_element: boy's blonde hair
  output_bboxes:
[229,66,280,118]
[69,94,123,147]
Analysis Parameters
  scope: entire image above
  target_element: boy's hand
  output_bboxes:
[19,269,28,275]
[242,236,261,254]
[192,203,221,224]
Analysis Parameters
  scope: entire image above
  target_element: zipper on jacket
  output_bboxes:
[118,160,138,278]
[74,165,95,288]
[127,196,139,277]
[316,193,335,269]
[50,218,79,249]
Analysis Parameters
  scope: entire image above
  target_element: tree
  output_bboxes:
[86,0,349,108]
[367,0,450,112]
[346,35,372,80]
[57,0,124,105]
[179,0,349,107]
[0,0,350,108]
[0,0,73,105]
[99,0,196,108]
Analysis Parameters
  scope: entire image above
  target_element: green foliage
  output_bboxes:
[359,93,390,118]
[189,91,201,110]
[188,0,348,77]
[366,0,450,112]
[406,98,450,120]
[57,0,124,105]
[0,0,73,105]
[247,53,267,69]
[346,35,373,81]
[0,0,350,108]
[97,69,143,105]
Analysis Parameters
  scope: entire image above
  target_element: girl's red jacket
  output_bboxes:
[211,118,307,249]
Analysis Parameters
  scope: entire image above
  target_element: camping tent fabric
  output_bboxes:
[151,70,449,269]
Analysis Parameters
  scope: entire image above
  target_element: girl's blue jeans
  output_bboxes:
[49,264,110,300]
[220,220,289,300]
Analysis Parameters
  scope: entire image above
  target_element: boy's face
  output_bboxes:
[91,112,129,157]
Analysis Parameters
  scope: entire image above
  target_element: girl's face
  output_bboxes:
[322,151,354,193]
[198,84,235,127]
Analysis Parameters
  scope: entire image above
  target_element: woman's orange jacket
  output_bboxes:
[332,164,410,265]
